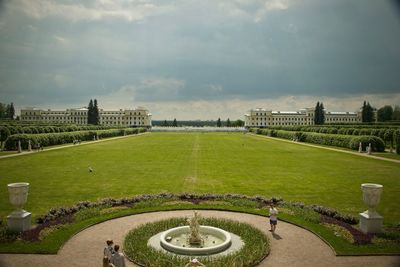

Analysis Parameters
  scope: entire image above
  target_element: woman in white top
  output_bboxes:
[269,203,278,233]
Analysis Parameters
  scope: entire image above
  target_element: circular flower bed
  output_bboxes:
[124,217,270,267]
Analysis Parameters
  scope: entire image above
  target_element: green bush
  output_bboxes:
[395,130,400,154]
[0,126,11,145]
[253,129,385,152]
[3,128,146,150]
[349,136,385,152]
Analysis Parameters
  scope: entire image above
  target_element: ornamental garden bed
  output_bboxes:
[0,193,399,255]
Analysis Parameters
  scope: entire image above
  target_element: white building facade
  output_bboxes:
[244,108,361,128]
[20,107,152,127]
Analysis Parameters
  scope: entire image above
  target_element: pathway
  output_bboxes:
[0,210,398,267]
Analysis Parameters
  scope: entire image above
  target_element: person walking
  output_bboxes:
[111,244,126,267]
[269,203,278,233]
[103,239,115,266]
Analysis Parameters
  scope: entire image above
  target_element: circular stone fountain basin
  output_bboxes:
[160,226,232,255]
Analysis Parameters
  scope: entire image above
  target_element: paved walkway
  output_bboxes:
[0,210,398,267]
[248,133,400,164]
[0,132,148,160]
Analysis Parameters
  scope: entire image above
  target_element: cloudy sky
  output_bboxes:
[0,0,399,120]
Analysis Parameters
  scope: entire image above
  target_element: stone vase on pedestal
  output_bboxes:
[359,183,383,233]
[7,183,31,232]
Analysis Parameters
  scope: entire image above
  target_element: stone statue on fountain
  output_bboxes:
[188,211,202,245]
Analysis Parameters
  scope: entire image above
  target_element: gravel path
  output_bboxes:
[0,210,398,267]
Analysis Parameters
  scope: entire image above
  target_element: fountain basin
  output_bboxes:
[160,225,231,255]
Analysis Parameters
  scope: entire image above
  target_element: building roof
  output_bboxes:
[326,111,357,115]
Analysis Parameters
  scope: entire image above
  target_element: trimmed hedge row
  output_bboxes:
[4,128,146,150]
[3,124,115,135]
[268,125,400,151]
[252,128,385,152]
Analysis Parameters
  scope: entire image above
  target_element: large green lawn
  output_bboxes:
[0,132,399,224]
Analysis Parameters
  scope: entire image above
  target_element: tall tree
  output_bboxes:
[314,102,323,125]
[361,101,367,122]
[320,102,325,124]
[0,103,6,118]
[9,103,15,119]
[393,105,400,121]
[377,105,393,122]
[362,101,375,122]
[217,118,222,127]
[226,118,231,127]
[366,102,374,122]
[93,99,100,125]
[172,118,178,127]
[87,99,94,124]
[162,120,168,126]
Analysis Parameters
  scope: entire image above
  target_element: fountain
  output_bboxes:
[154,211,240,256]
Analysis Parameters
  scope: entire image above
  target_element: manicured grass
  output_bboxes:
[0,132,399,225]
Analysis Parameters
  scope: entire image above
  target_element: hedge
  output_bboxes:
[1,124,121,136]
[267,125,397,148]
[395,130,400,154]
[3,128,146,150]
[253,129,385,152]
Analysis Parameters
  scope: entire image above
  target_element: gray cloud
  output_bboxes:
[0,0,399,118]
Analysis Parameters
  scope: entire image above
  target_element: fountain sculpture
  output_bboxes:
[159,211,233,255]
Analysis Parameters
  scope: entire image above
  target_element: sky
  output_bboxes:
[0,0,399,120]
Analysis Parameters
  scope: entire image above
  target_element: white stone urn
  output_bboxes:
[8,183,30,214]
[361,183,383,216]
[7,183,31,232]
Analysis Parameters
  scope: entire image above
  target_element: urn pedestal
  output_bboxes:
[359,183,383,234]
[7,183,31,232]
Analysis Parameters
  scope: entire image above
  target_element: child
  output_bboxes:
[103,239,114,263]
[269,203,278,233]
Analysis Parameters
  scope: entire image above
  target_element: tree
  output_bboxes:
[320,102,325,124]
[172,118,178,127]
[226,118,231,127]
[217,118,221,127]
[361,101,375,122]
[162,120,168,127]
[87,99,94,124]
[0,103,5,119]
[9,103,15,119]
[0,126,11,148]
[384,129,394,152]
[233,119,244,127]
[393,105,400,121]
[314,102,325,125]
[93,99,100,125]
[377,105,394,122]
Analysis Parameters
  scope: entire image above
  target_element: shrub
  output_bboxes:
[349,136,385,152]
[395,130,400,154]
[0,126,11,145]
[3,128,146,150]
[252,129,385,152]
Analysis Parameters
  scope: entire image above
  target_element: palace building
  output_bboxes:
[20,107,152,127]
[244,107,361,128]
